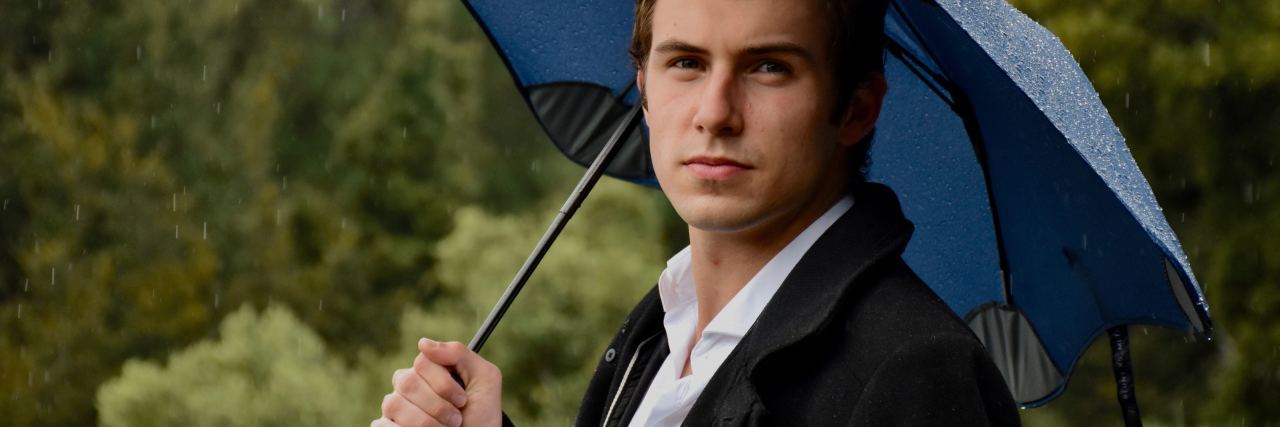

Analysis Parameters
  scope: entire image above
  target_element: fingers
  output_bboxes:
[382,391,456,427]
[418,339,501,388]
[391,368,463,427]
[413,353,468,407]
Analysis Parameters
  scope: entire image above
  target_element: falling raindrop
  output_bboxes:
[318,5,324,19]
[150,115,156,129]
[203,222,208,240]
[1244,183,1254,204]
[175,225,180,239]
[24,278,28,292]
[136,45,142,61]
[1081,235,1088,249]
[1202,43,1211,67]
[341,8,347,21]
[319,299,324,311]
[1181,212,1186,223]
[15,304,20,319]
[214,292,220,309]
[3,199,7,210]
[282,176,288,191]
[173,193,177,212]
[234,2,239,13]
[38,0,42,10]
[75,204,80,221]
[402,127,407,138]
[203,65,207,81]
[216,102,221,114]
[1208,108,1213,119]
[51,267,55,286]
[341,218,346,229]
[1124,92,1129,109]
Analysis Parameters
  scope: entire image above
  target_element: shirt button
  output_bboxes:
[604,348,617,362]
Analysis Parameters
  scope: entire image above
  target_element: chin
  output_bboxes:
[672,194,769,233]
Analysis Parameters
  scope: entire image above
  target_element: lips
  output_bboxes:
[683,155,752,180]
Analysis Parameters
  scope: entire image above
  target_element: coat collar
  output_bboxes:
[688,182,915,421]
[736,182,915,369]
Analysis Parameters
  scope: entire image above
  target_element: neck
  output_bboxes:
[685,189,847,336]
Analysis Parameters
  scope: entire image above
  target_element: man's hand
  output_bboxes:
[373,339,503,427]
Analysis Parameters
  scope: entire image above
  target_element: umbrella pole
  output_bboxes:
[467,104,644,353]
[1108,326,1143,427]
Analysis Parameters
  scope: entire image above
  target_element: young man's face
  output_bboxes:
[640,0,875,236]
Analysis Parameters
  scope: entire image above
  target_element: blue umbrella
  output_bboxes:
[460,0,1213,419]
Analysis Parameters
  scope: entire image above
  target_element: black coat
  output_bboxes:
[572,183,1021,427]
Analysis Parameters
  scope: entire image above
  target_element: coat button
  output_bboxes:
[604,348,617,363]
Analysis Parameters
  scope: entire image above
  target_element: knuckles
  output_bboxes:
[393,369,418,395]
[380,393,400,415]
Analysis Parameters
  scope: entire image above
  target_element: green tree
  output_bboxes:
[96,304,370,427]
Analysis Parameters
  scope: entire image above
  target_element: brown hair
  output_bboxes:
[628,0,890,185]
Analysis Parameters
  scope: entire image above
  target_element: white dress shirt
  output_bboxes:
[627,196,855,427]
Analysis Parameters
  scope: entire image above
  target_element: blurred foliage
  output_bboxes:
[0,0,1275,426]
[96,305,370,427]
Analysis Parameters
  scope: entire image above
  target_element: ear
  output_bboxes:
[838,72,888,147]
[636,68,648,115]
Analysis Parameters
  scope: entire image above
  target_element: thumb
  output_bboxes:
[419,339,500,388]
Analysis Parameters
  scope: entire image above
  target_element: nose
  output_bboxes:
[692,69,743,136]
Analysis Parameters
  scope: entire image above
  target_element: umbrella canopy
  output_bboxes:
[462,0,1212,407]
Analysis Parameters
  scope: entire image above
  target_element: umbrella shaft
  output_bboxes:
[1109,326,1142,427]
[468,103,643,353]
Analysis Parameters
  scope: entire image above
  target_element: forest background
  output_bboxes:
[0,0,1276,426]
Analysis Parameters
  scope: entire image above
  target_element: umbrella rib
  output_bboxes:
[891,0,1016,305]
[886,40,955,108]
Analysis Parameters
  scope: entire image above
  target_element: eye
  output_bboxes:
[671,58,702,70]
[753,61,791,74]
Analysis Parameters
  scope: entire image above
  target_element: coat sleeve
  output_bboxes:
[847,333,1022,427]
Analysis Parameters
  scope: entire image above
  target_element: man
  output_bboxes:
[375,0,1021,425]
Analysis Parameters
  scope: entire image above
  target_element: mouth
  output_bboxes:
[682,155,753,180]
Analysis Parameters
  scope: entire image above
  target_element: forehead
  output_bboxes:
[650,0,830,54]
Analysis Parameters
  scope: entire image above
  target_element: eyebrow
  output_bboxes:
[653,39,816,64]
